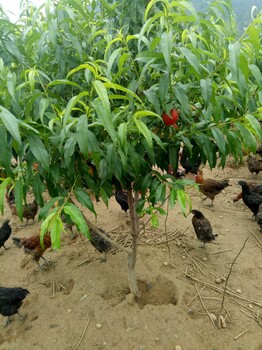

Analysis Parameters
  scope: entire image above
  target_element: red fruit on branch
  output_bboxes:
[161,109,179,126]
[170,109,179,123]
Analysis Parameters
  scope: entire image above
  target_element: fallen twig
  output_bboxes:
[249,230,262,248]
[218,237,249,328]
[73,316,91,350]
[234,329,248,341]
[182,249,207,277]
[208,249,232,255]
[195,283,215,326]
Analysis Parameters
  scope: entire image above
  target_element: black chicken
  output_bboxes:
[247,154,262,176]
[191,209,218,247]
[0,219,12,252]
[238,181,262,216]
[0,287,29,326]
[115,190,129,213]
[89,227,112,262]
[255,203,262,230]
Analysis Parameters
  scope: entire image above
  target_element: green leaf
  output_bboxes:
[92,99,116,142]
[28,135,50,171]
[38,197,64,221]
[7,72,17,103]
[63,92,89,127]
[14,179,23,221]
[134,119,153,148]
[0,177,12,214]
[76,115,89,158]
[200,78,213,104]
[74,188,96,216]
[93,80,110,115]
[211,127,226,155]
[0,106,21,146]
[235,122,257,153]
[160,31,172,71]
[249,64,262,90]
[118,122,128,153]
[179,47,201,75]
[50,217,64,250]
[151,213,159,228]
[39,98,50,123]
[40,212,57,246]
[176,189,191,216]
[47,79,82,88]
[63,203,89,237]
[245,114,262,140]
[64,136,77,167]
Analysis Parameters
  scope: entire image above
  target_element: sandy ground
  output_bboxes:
[0,158,262,350]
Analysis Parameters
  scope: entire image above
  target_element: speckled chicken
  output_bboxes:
[0,286,29,326]
[191,209,218,247]
[10,199,38,225]
[0,220,12,252]
[115,190,129,213]
[12,233,51,270]
[194,173,229,205]
[247,154,262,176]
[89,227,112,262]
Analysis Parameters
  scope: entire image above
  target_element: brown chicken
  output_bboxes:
[233,183,262,202]
[247,154,262,176]
[191,209,218,247]
[10,199,38,225]
[12,233,51,270]
[194,173,229,206]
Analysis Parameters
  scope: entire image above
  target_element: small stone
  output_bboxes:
[181,243,187,248]
[175,346,183,350]
[80,294,87,301]
[219,215,223,218]
[154,337,160,343]
[125,293,135,306]
[176,241,181,247]
[219,315,227,328]
[182,255,186,260]
[220,277,226,282]
[215,278,221,284]
[162,248,167,252]
[163,262,169,266]
[202,257,207,261]
[25,324,33,331]
[249,304,253,309]
[236,289,242,294]
[241,207,244,210]
[225,229,228,232]
[96,323,102,329]
[67,309,72,313]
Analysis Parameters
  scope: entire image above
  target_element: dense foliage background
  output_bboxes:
[0,0,261,245]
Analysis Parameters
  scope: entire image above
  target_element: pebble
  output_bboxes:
[163,262,169,266]
[96,323,102,329]
[225,229,228,232]
[220,277,226,282]
[249,304,253,309]
[215,278,221,284]
[67,309,72,313]
[162,248,167,252]
[175,346,183,350]
[182,255,186,260]
[236,289,242,294]
[210,313,217,323]
[80,294,87,301]
[125,293,135,306]
[176,241,181,247]
[154,337,160,343]
[181,243,187,248]
[219,215,223,218]
[202,257,207,261]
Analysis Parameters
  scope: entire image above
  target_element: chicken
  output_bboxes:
[194,173,229,205]
[89,227,112,262]
[5,187,15,208]
[255,203,262,230]
[115,189,129,213]
[180,153,202,175]
[191,209,218,247]
[167,164,186,179]
[0,287,29,326]
[0,220,12,252]
[12,233,51,270]
[10,199,38,225]
[233,183,262,202]
[238,180,262,216]
[247,154,262,176]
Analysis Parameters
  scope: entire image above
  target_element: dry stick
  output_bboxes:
[187,286,206,306]
[195,283,215,326]
[249,230,262,247]
[208,248,232,255]
[218,237,249,328]
[234,329,248,341]
[170,263,262,307]
[73,316,91,350]
[182,249,206,277]
[193,257,220,279]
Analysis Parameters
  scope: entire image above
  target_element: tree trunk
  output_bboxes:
[127,190,140,297]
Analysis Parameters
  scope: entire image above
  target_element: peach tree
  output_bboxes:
[0,0,261,295]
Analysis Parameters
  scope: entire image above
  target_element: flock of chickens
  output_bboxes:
[1,146,262,327]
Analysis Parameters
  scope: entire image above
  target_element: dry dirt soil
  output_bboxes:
[1,158,262,350]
